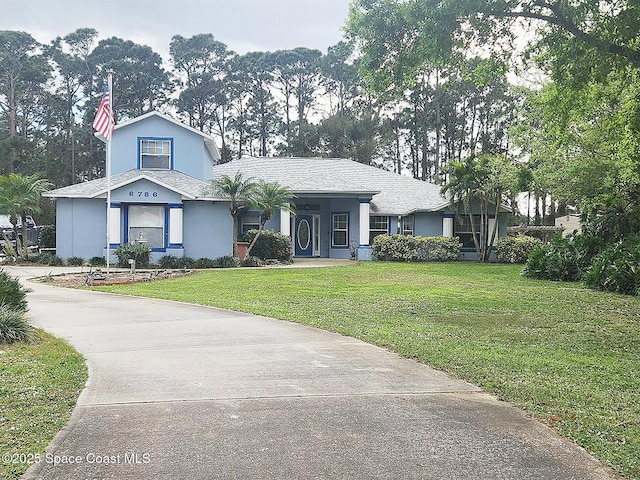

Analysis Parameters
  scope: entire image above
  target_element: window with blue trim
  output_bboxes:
[140,138,172,169]
[128,205,165,248]
[332,213,349,247]
[369,215,388,244]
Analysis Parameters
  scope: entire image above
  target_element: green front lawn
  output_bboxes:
[0,330,87,480]
[96,262,639,479]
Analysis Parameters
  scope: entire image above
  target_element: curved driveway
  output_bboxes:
[10,266,613,480]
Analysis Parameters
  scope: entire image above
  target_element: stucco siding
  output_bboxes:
[111,116,213,180]
[414,212,444,237]
[182,201,232,259]
[56,198,106,260]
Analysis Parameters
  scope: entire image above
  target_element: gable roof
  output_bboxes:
[211,157,451,215]
[44,170,219,200]
[113,111,221,161]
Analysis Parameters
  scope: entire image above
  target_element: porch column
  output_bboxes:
[442,213,455,238]
[359,199,370,246]
[168,204,183,246]
[280,207,291,237]
[108,203,121,245]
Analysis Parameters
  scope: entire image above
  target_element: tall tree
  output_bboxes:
[270,48,323,155]
[170,34,234,139]
[89,37,170,120]
[0,31,50,174]
[44,29,98,186]
[233,52,280,157]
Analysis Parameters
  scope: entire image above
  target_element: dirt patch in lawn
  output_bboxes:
[34,269,194,287]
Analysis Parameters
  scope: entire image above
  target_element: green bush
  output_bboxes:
[179,257,196,269]
[372,234,462,262]
[0,269,29,312]
[159,255,180,269]
[216,255,240,268]
[241,256,264,267]
[67,256,84,266]
[195,257,218,269]
[243,229,292,261]
[497,235,542,264]
[38,224,55,248]
[89,256,106,266]
[160,256,219,269]
[584,238,640,296]
[522,234,605,281]
[0,305,32,344]
[48,255,63,266]
[114,243,152,268]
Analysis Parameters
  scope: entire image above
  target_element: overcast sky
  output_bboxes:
[2,0,353,59]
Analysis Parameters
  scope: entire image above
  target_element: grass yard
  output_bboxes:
[0,330,87,480]
[95,262,639,479]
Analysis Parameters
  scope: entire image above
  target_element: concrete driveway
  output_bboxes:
[8,266,613,480]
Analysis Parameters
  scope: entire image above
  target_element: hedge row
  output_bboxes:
[496,235,542,264]
[372,234,462,262]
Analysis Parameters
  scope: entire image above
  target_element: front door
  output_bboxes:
[295,215,313,256]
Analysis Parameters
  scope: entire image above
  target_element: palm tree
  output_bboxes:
[441,153,517,262]
[210,172,257,258]
[0,173,53,260]
[246,180,295,256]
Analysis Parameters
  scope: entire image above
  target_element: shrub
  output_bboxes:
[159,255,180,269]
[497,236,542,264]
[0,305,32,344]
[179,257,196,269]
[584,238,640,296]
[48,255,63,266]
[522,234,605,281]
[114,243,152,268]
[38,224,55,248]
[0,269,29,312]
[89,256,106,266]
[195,257,218,269]
[241,255,264,267]
[243,229,292,261]
[67,256,84,266]
[372,234,462,262]
[216,255,240,268]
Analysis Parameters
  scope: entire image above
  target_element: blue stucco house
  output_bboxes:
[45,111,508,262]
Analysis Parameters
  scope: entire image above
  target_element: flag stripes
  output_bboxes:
[93,83,114,140]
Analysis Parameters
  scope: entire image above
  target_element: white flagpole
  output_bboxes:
[106,72,113,274]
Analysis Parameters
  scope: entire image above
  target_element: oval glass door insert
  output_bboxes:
[297,219,310,250]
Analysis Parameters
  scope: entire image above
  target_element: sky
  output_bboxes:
[2,0,353,59]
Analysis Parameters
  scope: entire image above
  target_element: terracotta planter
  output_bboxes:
[236,241,249,260]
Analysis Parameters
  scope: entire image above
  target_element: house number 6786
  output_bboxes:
[129,191,158,197]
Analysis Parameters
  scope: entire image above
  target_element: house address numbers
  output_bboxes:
[128,190,159,198]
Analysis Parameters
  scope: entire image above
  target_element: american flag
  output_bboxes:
[92,82,114,140]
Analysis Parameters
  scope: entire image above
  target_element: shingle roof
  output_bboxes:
[212,157,450,215]
[45,158,452,215]
[44,170,217,200]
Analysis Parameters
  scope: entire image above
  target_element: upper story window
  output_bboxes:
[139,138,172,169]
